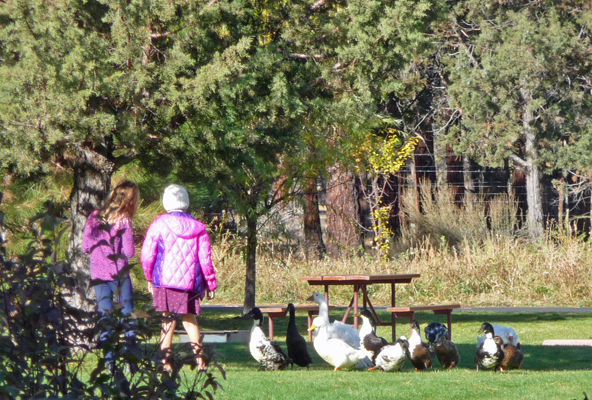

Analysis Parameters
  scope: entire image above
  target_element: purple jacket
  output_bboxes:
[82,210,135,281]
[141,212,217,293]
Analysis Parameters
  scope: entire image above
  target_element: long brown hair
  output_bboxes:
[97,180,140,224]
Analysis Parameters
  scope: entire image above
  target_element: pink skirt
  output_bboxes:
[153,287,201,315]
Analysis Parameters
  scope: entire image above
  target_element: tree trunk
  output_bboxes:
[243,211,258,315]
[525,161,544,239]
[522,88,545,239]
[325,165,362,257]
[411,154,420,211]
[434,132,448,189]
[558,178,564,227]
[303,176,326,260]
[67,149,115,310]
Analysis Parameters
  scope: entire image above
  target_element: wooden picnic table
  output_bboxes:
[299,273,420,340]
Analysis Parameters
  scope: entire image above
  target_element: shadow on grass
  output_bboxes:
[455,343,592,372]
[451,311,592,324]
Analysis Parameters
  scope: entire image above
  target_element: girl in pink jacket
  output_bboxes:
[82,180,140,316]
[141,184,217,372]
[82,180,140,369]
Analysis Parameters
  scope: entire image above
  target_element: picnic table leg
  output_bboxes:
[362,285,367,309]
[447,311,452,340]
[324,284,329,303]
[361,287,383,329]
[268,316,275,340]
[353,284,359,329]
[342,296,355,324]
[434,309,453,340]
[391,282,396,341]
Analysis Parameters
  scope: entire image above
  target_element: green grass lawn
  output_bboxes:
[187,309,592,400]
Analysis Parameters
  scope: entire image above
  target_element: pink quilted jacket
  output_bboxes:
[141,212,217,293]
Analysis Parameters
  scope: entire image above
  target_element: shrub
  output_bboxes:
[0,206,224,399]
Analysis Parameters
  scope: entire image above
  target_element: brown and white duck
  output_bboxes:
[494,336,524,371]
[405,320,433,371]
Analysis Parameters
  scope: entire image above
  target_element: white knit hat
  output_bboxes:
[162,184,189,212]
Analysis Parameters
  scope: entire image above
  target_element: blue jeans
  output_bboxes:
[94,277,134,315]
[93,277,135,361]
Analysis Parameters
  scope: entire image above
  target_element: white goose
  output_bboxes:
[307,292,360,348]
[476,323,519,347]
[308,316,369,371]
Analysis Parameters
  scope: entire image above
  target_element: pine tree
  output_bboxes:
[439,0,592,239]
[1,0,135,307]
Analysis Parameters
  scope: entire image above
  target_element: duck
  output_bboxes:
[405,320,433,371]
[493,336,524,371]
[477,324,519,347]
[285,303,312,369]
[475,322,504,372]
[371,336,409,372]
[307,293,360,348]
[308,316,369,371]
[434,334,460,369]
[247,307,291,370]
[424,322,448,349]
[355,309,389,364]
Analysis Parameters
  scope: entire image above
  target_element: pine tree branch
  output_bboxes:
[452,25,481,68]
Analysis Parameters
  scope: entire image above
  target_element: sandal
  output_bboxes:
[159,349,173,373]
[192,343,207,372]
[161,362,173,373]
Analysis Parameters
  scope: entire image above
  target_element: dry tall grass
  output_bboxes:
[212,186,592,308]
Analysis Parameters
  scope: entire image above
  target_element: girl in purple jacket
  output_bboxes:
[141,184,217,372]
[82,180,140,316]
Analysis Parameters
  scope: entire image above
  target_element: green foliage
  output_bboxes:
[0,173,72,256]
[279,0,446,172]
[0,204,224,399]
[0,0,129,174]
[440,0,592,171]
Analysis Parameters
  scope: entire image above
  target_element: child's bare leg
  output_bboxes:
[160,313,177,370]
[181,314,205,370]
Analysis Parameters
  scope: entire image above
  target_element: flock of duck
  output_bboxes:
[245,293,524,372]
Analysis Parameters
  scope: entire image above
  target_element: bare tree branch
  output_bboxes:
[509,154,528,170]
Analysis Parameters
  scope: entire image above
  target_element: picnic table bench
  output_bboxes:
[259,304,335,341]
[386,304,461,339]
